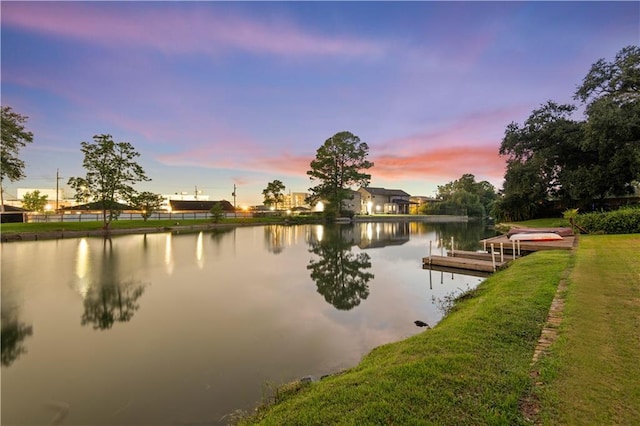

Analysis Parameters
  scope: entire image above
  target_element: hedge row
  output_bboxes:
[575,207,640,234]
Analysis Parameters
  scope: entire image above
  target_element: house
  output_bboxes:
[358,187,412,214]
[300,190,361,214]
[341,190,362,214]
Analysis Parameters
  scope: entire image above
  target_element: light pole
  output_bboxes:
[55,168,64,213]
[232,184,237,217]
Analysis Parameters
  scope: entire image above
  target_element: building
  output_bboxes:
[161,192,210,211]
[168,200,234,212]
[283,192,311,210]
[358,187,412,214]
[342,190,362,214]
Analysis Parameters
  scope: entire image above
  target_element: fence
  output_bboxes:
[26,211,253,223]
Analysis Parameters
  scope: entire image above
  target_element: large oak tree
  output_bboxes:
[495,46,640,221]
[307,131,373,217]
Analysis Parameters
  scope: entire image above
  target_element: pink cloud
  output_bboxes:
[155,141,505,188]
[372,145,506,182]
[153,106,517,185]
[3,2,384,58]
[364,108,521,184]
[374,106,528,156]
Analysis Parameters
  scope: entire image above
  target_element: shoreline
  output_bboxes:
[0,214,471,243]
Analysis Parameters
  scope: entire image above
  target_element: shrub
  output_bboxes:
[575,207,640,234]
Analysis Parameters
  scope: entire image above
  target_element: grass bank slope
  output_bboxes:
[537,234,640,424]
[242,251,571,425]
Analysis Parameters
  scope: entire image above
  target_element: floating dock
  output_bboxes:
[422,253,508,273]
[422,227,577,275]
[421,263,492,278]
[480,234,577,253]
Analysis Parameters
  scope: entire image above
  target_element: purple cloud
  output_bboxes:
[3,2,385,58]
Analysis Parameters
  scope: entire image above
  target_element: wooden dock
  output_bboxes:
[422,254,508,273]
[449,249,518,262]
[480,234,577,253]
[421,263,492,278]
[422,228,577,275]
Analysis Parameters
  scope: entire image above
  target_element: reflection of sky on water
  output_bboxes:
[1,222,491,425]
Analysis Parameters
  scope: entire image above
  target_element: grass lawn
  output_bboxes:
[241,250,571,425]
[536,234,640,424]
[240,231,639,425]
[498,217,570,229]
[0,217,287,234]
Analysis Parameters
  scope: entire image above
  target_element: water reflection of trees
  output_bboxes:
[82,280,146,330]
[81,238,147,331]
[307,225,374,310]
[264,225,285,254]
[1,309,33,367]
[1,279,33,367]
[210,227,234,243]
[434,221,496,251]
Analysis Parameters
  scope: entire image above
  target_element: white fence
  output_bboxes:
[26,211,253,223]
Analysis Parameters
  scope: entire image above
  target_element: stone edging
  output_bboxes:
[521,247,575,423]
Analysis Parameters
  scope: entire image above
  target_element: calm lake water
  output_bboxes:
[1,221,495,425]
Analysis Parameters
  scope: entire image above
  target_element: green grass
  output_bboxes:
[536,234,640,424]
[498,217,569,229]
[0,217,290,234]
[241,250,571,425]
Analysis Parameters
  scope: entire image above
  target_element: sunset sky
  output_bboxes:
[2,1,638,206]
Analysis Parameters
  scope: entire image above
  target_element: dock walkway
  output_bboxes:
[422,228,577,274]
[422,253,508,273]
[480,235,577,253]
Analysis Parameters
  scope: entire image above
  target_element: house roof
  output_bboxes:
[360,187,411,197]
[63,201,133,211]
[169,200,235,211]
[1,205,27,212]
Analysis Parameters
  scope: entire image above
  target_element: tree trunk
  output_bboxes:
[102,206,109,229]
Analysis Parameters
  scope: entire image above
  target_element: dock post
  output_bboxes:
[500,243,504,262]
[512,240,516,260]
[429,240,432,257]
[483,240,487,252]
[440,239,444,256]
[517,240,521,256]
[491,243,496,271]
[451,236,455,256]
